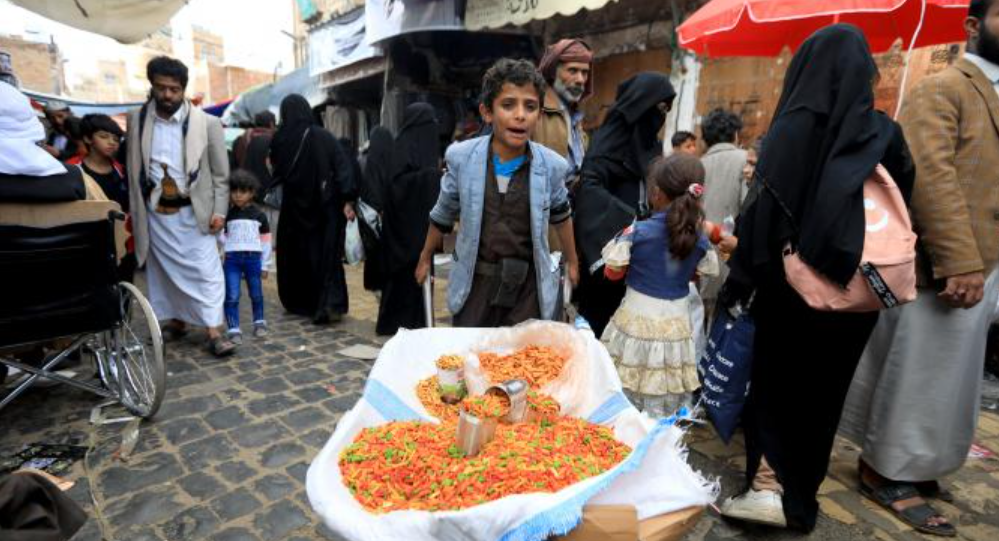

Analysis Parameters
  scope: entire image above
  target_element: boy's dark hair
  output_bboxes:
[254,111,276,128]
[701,108,743,147]
[970,0,996,19]
[147,56,189,88]
[671,130,696,148]
[80,114,124,139]
[480,58,546,111]
[229,169,260,193]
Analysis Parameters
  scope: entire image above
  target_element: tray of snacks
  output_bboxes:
[307,321,716,541]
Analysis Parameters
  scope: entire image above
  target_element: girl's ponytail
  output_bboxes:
[647,154,706,260]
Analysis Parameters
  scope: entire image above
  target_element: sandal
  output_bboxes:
[860,482,957,537]
[207,336,237,358]
[915,480,955,503]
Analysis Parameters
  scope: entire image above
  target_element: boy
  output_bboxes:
[221,170,272,343]
[69,114,137,282]
[671,130,698,156]
[415,58,580,327]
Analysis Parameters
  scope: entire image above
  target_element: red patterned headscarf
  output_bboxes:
[539,39,594,101]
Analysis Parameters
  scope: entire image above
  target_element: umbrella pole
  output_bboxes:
[894,0,928,118]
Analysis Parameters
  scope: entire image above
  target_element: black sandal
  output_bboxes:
[860,482,957,537]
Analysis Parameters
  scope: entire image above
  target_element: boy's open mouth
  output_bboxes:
[507,127,528,137]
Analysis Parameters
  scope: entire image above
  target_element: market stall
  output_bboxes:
[307,322,716,541]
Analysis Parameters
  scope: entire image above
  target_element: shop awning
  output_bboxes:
[309,8,382,78]
[364,0,463,45]
[9,0,186,44]
[222,67,326,126]
[464,0,620,30]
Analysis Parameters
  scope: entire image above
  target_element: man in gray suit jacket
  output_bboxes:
[126,56,235,357]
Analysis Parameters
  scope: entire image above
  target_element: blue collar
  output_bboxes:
[492,153,527,177]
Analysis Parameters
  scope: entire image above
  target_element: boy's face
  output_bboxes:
[231,188,254,208]
[86,130,120,160]
[674,138,698,156]
[479,82,540,154]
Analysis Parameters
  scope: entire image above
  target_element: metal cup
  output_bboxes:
[456,410,498,457]
[486,379,529,424]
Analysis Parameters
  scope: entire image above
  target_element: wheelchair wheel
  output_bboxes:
[106,282,166,418]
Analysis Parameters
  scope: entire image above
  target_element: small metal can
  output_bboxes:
[456,410,498,457]
[486,379,529,424]
[437,367,467,405]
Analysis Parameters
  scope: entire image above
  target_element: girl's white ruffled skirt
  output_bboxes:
[601,287,700,417]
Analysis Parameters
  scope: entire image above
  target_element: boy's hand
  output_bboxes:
[261,270,269,280]
[344,203,356,222]
[415,255,432,285]
[567,259,580,287]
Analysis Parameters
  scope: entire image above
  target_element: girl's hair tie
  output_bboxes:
[687,183,704,199]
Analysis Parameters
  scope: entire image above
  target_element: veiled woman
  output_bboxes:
[717,25,915,532]
[376,103,441,335]
[573,72,676,335]
[269,94,357,324]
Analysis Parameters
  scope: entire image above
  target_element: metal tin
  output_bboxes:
[456,410,498,457]
[437,366,467,404]
[486,379,529,424]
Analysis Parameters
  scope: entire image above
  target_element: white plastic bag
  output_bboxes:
[345,219,364,265]
[307,322,717,541]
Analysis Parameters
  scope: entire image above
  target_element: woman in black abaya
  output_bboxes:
[376,104,441,335]
[270,94,357,324]
[359,126,394,292]
[718,25,915,532]
[573,72,676,336]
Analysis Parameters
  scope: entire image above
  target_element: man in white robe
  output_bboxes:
[126,56,234,356]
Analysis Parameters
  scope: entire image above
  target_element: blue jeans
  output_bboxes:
[224,251,264,332]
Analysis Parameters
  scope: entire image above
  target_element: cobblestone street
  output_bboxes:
[2,265,998,541]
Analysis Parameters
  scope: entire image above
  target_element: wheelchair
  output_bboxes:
[0,201,166,418]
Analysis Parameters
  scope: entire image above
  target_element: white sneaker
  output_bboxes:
[720,489,787,527]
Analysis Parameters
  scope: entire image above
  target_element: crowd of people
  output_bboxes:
[2,0,999,538]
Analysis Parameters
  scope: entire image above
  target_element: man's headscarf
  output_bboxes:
[539,38,594,101]
[0,82,66,177]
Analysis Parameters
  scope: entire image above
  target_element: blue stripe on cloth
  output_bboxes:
[586,392,632,425]
[362,379,424,422]
[498,409,690,541]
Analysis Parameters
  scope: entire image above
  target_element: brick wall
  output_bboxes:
[0,34,63,93]
[206,62,273,103]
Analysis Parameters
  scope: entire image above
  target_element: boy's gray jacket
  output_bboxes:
[430,136,570,320]
[125,100,230,266]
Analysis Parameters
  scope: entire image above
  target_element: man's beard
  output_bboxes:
[977,21,999,66]
[554,78,585,104]
[156,98,183,116]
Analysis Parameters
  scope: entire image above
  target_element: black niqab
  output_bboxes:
[730,24,895,287]
[376,103,441,335]
[270,94,314,185]
[361,126,394,211]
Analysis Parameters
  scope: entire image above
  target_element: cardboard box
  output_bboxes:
[555,505,703,541]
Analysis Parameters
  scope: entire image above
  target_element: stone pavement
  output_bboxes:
[1,265,998,541]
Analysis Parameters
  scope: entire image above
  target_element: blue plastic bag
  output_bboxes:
[698,304,755,443]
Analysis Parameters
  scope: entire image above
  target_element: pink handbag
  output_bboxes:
[781,164,917,312]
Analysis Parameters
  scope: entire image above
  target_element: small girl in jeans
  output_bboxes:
[221,170,273,344]
[601,154,718,417]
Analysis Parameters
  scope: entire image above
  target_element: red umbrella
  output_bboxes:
[678,0,970,57]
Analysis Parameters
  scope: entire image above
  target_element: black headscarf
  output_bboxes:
[390,103,439,179]
[574,72,676,270]
[361,126,394,211]
[585,72,676,179]
[383,103,441,272]
[730,24,896,288]
[270,94,314,185]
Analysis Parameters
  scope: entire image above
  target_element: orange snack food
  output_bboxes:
[435,354,464,371]
[339,417,631,513]
[527,391,561,419]
[416,376,460,424]
[478,345,568,388]
[461,394,510,419]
